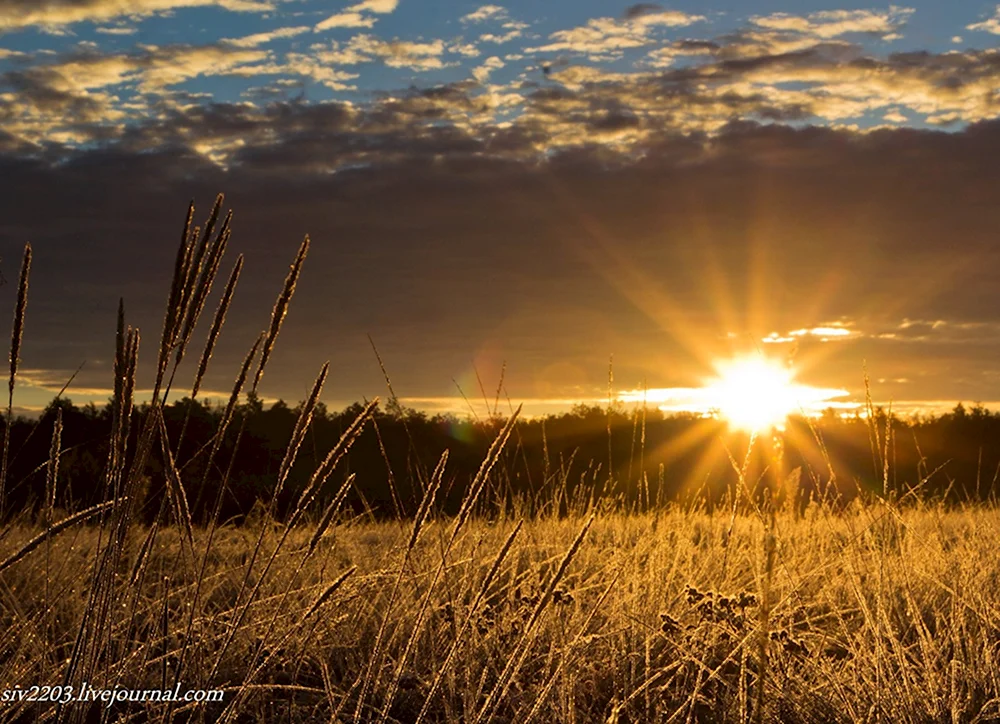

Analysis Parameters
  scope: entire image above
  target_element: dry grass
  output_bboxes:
[2,505,1000,722]
[1,196,999,723]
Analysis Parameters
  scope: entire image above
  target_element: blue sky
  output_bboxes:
[1,1,1000,418]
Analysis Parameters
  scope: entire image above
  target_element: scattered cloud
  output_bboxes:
[449,40,480,58]
[315,34,449,70]
[5,25,1000,154]
[967,6,1000,34]
[461,5,526,44]
[479,24,526,45]
[527,10,704,58]
[275,53,358,89]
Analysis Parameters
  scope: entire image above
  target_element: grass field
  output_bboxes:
[2,197,1000,722]
[3,503,1000,722]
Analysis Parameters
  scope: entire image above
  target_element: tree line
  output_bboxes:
[1,396,997,523]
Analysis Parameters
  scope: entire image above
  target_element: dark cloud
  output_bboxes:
[2,109,1000,409]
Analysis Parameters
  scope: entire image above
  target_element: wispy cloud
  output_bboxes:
[350,0,399,12]
[314,12,376,30]
[95,26,138,36]
[527,9,704,58]
[222,25,310,48]
[461,5,506,24]
[460,4,526,44]
[750,7,915,39]
[315,34,449,70]
[0,0,274,34]
[315,0,400,32]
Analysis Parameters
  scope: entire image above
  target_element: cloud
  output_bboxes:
[5,110,1000,403]
[6,28,1000,156]
[524,43,1000,138]
[697,7,914,62]
[479,23,526,44]
[349,0,398,12]
[449,41,480,58]
[788,326,859,341]
[0,43,279,146]
[315,34,448,71]
[751,7,915,39]
[968,7,1000,34]
[472,55,503,83]
[315,12,376,30]
[222,25,310,48]
[0,0,274,34]
[462,5,505,24]
[315,0,399,31]
[136,45,271,91]
[459,5,526,44]
[272,53,358,89]
[527,10,704,57]
[95,25,138,35]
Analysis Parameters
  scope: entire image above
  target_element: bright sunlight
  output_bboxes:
[704,356,804,433]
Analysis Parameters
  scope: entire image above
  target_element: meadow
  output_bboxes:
[1,196,999,723]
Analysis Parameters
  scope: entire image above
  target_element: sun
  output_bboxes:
[703,356,802,433]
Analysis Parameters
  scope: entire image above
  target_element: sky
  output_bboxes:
[1,0,1000,419]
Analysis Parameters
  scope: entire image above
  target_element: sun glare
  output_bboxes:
[704,357,802,433]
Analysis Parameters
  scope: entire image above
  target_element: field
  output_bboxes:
[2,197,1000,723]
[3,502,1000,722]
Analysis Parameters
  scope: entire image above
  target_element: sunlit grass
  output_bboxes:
[3,504,1000,722]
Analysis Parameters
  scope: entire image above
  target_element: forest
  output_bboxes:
[3,394,995,522]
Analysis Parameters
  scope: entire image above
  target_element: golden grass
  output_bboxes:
[2,505,1000,722]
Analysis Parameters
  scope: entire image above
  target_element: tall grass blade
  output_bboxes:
[0,500,118,574]
[0,243,31,518]
[251,235,309,396]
